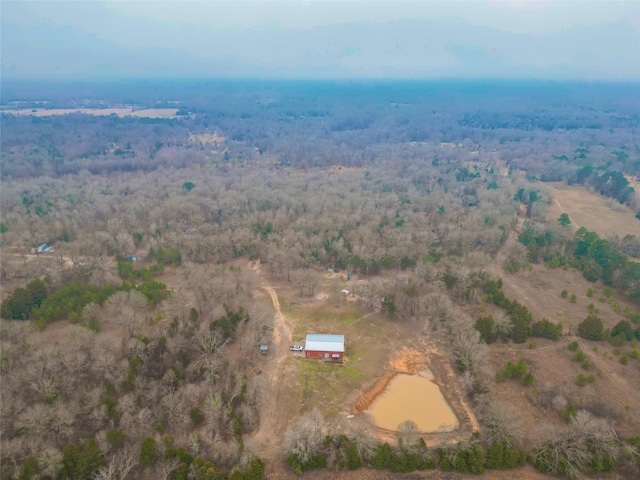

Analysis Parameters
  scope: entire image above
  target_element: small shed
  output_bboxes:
[31,244,50,254]
[305,334,344,361]
[125,255,139,262]
[341,289,350,296]
[259,344,269,355]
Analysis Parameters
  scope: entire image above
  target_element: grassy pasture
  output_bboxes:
[544,182,639,238]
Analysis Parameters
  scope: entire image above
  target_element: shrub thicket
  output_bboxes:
[0,278,47,320]
[531,319,562,340]
[483,278,533,343]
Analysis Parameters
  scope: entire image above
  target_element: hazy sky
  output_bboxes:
[2,0,639,80]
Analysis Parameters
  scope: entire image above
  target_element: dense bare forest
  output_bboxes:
[1,80,640,480]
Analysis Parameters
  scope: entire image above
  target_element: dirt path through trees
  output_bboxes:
[244,282,297,477]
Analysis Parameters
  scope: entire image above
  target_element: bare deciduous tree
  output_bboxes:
[492,311,512,340]
[450,326,488,375]
[284,407,328,464]
[154,457,180,480]
[346,422,377,460]
[424,292,452,329]
[93,447,138,480]
[477,397,524,446]
[533,410,619,478]
[397,420,419,449]
[38,448,63,479]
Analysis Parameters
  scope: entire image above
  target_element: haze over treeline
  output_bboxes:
[2,1,639,80]
[2,79,639,187]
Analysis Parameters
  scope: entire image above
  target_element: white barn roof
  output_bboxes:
[305,334,345,352]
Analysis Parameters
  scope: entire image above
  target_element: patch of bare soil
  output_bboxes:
[544,182,639,238]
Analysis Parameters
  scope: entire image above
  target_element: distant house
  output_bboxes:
[305,334,344,361]
[125,255,139,262]
[341,289,350,296]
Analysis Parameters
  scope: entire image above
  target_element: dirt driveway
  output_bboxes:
[244,282,299,477]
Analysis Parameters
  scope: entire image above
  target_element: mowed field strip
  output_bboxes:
[544,182,639,238]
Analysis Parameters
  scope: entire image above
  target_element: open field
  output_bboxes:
[482,214,640,446]
[491,262,632,334]
[544,182,639,238]
[487,333,640,446]
[0,107,180,118]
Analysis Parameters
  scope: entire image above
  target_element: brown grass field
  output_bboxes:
[544,182,639,238]
[481,188,640,452]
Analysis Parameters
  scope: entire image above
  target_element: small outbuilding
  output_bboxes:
[259,344,269,355]
[31,244,50,254]
[305,334,344,361]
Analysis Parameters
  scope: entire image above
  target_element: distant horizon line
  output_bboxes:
[2,76,639,84]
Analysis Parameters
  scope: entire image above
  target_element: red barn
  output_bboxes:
[305,334,344,361]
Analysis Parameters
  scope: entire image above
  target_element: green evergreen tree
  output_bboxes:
[140,437,158,467]
[578,315,604,341]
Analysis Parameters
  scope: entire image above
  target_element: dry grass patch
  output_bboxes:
[496,264,632,332]
[189,132,226,144]
[544,182,638,238]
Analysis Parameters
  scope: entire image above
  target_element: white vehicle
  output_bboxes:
[289,345,303,352]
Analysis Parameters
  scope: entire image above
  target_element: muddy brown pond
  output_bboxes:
[366,373,459,433]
